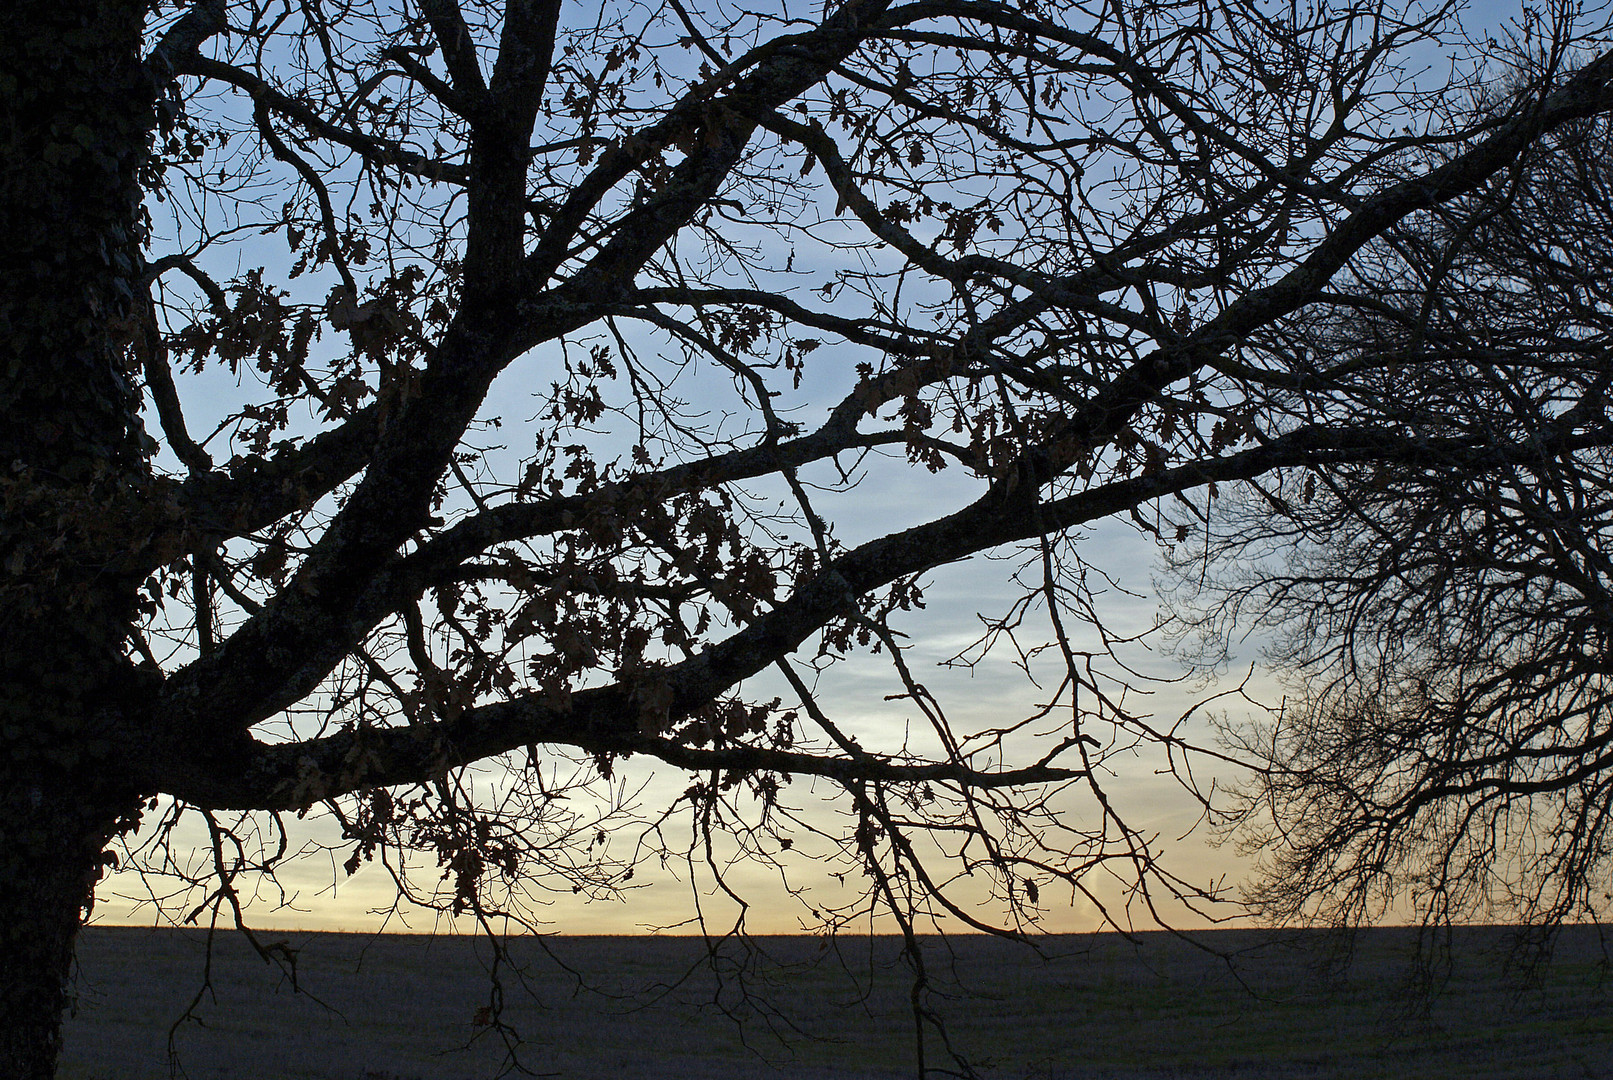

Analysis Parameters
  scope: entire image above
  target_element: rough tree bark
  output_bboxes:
[0,2,154,1074]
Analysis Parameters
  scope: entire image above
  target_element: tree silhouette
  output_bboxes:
[1169,63,1613,935]
[6,0,1613,1076]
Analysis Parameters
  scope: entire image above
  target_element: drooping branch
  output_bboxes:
[146,401,1613,809]
[168,683,1087,810]
[172,55,472,185]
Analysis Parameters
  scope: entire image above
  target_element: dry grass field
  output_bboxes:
[58,924,1613,1079]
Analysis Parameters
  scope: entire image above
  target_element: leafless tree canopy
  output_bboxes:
[6,0,1613,1074]
[1167,60,1613,931]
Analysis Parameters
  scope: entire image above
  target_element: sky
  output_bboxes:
[96,354,1268,937]
[91,0,1565,938]
[96,433,1257,936]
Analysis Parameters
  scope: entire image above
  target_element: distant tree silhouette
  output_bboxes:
[6,1,1613,1076]
[1168,62,1613,935]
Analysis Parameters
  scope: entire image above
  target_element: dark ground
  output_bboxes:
[58,923,1613,1079]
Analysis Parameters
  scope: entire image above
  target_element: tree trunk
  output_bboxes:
[0,612,146,1080]
[0,784,128,1079]
[0,2,159,1077]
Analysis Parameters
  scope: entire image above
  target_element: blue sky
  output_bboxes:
[92,0,1599,937]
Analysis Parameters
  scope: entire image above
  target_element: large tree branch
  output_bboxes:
[146,369,900,748]
[144,0,227,79]
[135,405,381,564]
[172,702,1088,810]
[525,0,896,286]
[461,0,561,293]
[150,415,1613,808]
[146,304,562,745]
[420,0,488,102]
[142,22,1613,811]
[980,47,1613,500]
[147,1,905,759]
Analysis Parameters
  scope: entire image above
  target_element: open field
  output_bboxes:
[59,924,1613,1079]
